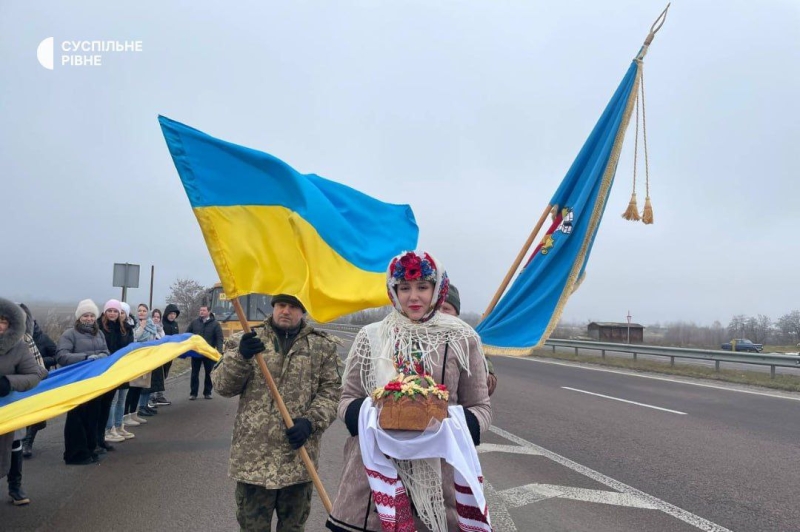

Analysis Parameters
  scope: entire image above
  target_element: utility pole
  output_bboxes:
[149,265,155,309]
[627,310,632,344]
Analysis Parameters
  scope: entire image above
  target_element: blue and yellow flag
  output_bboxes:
[159,116,419,322]
[0,334,219,435]
[477,55,645,355]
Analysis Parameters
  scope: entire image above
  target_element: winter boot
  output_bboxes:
[22,426,38,459]
[7,446,30,506]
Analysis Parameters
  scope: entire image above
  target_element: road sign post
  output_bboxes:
[113,263,140,302]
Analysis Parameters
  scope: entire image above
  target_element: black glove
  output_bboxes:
[463,408,481,446]
[238,332,265,360]
[0,376,11,397]
[344,397,366,437]
[285,418,312,449]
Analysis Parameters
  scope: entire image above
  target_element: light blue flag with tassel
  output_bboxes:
[477,8,668,354]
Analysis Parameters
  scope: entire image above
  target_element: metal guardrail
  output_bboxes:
[309,322,362,333]
[543,339,800,378]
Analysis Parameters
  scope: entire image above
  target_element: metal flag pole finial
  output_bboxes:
[646,3,670,45]
[638,3,670,60]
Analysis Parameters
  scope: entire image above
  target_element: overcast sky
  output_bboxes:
[2,1,798,326]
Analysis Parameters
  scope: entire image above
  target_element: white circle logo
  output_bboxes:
[37,37,54,70]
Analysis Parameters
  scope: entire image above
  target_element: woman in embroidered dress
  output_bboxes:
[326,251,492,532]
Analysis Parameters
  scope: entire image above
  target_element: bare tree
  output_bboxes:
[749,314,773,344]
[727,314,748,338]
[42,310,75,344]
[166,278,208,329]
[710,320,726,347]
[777,310,800,345]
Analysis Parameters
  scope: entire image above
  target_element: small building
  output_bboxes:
[587,322,644,343]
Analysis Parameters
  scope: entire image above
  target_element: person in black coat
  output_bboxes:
[184,305,223,399]
[98,299,134,445]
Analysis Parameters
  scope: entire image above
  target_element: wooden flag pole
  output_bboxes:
[231,299,333,513]
[480,204,553,321]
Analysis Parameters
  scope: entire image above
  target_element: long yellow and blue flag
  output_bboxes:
[477,45,651,355]
[0,334,219,435]
[158,116,419,322]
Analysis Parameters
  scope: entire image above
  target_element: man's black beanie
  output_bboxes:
[271,294,306,314]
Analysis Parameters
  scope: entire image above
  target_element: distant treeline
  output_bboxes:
[552,311,800,348]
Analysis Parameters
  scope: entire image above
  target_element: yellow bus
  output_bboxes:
[206,283,271,337]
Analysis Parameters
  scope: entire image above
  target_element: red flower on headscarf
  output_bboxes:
[399,253,422,281]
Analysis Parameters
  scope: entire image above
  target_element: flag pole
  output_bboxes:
[231,298,333,513]
[481,203,553,321]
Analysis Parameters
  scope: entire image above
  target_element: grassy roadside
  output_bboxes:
[526,348,800,393]
[763,345,800,354]
[168,357,191,376]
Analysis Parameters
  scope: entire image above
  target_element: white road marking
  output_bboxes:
[483,481,518,532]
[499,483,658,510]
[512,356,800,402]
[478,443,543,455]
[490,425,733,532]
[561,386,687,415]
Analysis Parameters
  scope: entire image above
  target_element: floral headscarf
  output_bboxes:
[386,251,450,321]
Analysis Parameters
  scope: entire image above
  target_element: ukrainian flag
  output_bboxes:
[158,116,419,322]
[0,334,219,435]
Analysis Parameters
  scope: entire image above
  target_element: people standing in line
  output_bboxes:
[18,303,57,459]
[121,302,148,426]
[121,302,135,329]
[439,284,498,396]
[211,294,341,532]
[155,303,181,405]
[185,305,223,400]
[134,304,160,418]
[93,301,126,452]
[326,252,492,532]
[151,309,164,334]
[120,301,150,427]
[98,299,135,444]
[146,308,170,408]
[56,299,110,465]
[10,303,49,506]
[0,298,44,506]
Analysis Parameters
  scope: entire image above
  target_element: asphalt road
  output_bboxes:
[488,355,800,531]
[3,333,799,531]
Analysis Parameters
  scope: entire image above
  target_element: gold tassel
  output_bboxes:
[621,192,640,221]
[641,196,653,224]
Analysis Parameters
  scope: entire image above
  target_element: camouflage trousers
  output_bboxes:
[235,481,313,532]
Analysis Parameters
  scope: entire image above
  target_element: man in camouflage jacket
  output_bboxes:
[211,294,341,532]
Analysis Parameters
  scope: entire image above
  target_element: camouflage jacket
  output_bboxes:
[210,317,341,489]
